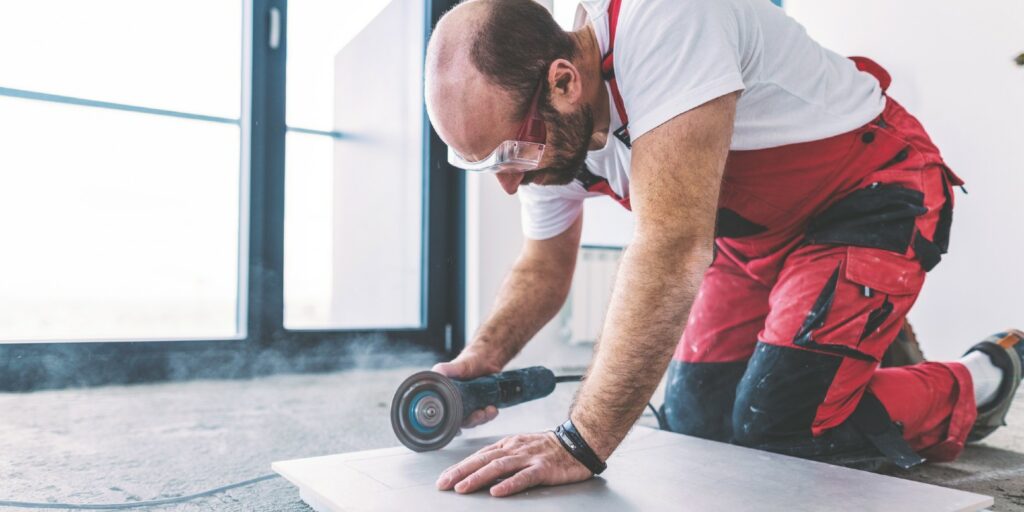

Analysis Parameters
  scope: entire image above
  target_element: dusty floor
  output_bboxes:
[1,365,1023,511]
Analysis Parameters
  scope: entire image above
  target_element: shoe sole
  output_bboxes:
[966,330,1023,443]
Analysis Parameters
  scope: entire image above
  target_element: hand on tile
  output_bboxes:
[436,431,592,497]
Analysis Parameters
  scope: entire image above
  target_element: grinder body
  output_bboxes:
[391,366,557,452]
[452,366,556,418]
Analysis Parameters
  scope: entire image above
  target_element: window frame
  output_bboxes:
[0,0,465,391]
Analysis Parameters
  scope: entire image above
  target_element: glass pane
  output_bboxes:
[0,0,241,118]
[284,132,334,327]
[286,0,391,131]
[0,97,241,341]
[284,0,424,329]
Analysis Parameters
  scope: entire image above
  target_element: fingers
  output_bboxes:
[490,466,543,497]
[462,405,499,428]
[436,432,592,498]
[453,455,529,494]
[437,448,506,491]
[431,349,502,380]
[431,360,467,379]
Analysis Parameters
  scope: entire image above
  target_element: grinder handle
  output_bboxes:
[452,366,557,419]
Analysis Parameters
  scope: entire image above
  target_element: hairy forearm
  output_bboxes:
[571,238,713,459]
[468,254,576,368]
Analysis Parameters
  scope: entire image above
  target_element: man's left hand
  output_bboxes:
[435,431,593,497]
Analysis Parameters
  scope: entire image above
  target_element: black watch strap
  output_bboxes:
[553,419,607,475]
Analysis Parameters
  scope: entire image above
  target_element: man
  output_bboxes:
[424,0,1023,498]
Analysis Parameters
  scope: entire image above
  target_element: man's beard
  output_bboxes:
[522,103,594,187]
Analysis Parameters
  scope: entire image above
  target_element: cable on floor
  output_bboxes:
[556,374,667,431]
[3,374,667,509]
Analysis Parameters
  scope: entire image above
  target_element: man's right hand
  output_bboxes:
[432,348,504,429]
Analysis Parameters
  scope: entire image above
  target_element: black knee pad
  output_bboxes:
[662,360,747,442]
[732,342,842,447]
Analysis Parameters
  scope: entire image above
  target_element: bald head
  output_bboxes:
[426,1,515,161]
[425,0,576,161]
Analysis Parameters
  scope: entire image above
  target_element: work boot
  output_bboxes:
[881,320,927,368]
[964,329,1024,443]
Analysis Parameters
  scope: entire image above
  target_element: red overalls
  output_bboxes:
[587,0,975,465]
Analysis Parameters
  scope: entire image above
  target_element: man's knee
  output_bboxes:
[662,360,747,441]
[732,342,843,447]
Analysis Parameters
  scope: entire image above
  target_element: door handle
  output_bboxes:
[1016,52,1024,67]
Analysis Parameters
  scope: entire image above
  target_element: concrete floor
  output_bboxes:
[2,365,1024,511]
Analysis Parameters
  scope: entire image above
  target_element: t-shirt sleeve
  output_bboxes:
[517,183,592,240]
[615,0,747,141]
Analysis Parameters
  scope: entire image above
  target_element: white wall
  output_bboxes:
[785,0,1024,359]
[464,175,523,341]
[580,199,634,247]
[464,173,596,371]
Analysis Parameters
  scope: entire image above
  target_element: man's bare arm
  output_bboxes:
[572,93,738,459]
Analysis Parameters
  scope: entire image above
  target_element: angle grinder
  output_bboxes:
[390,366,580,452]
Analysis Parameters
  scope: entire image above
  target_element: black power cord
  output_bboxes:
[554,374,584,383]
[0,474,280,510]
[555,374,667,431]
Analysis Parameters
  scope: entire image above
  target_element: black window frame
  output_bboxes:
[0,0,465,391]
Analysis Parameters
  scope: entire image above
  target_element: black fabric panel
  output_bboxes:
[860,296,894,342]
[733,342,844,445]
[715,207,769,238]
[751,421,883,469]
[663,360,748,442]
[848,392,925,469]
[805,183,927,254]
[935,165,956,253]
[725,345,911,468]
[913,232,943,272]
[746,397,916,470]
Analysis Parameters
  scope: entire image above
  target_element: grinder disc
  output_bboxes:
[390,371,463,452]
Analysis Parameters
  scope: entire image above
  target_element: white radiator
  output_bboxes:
[560,246,624,345]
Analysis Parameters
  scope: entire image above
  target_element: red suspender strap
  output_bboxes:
[601,0,621,77]
[600,0,631,147]
[849,56,891,93]
[578,0,633,211]
[606,0,621,50]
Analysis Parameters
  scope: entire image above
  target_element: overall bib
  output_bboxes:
[582,0,975,466]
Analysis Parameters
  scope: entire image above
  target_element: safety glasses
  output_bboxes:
[447,81,547,174]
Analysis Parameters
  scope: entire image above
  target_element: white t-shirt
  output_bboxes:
[518,0,886,240]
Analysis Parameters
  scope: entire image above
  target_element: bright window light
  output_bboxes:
[0,1,243,342]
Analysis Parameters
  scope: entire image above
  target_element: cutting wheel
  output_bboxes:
[390,371,463,452]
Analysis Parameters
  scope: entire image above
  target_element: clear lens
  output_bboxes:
[448,140,545,173]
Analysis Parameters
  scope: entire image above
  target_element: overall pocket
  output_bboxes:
[789,247,924,363]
